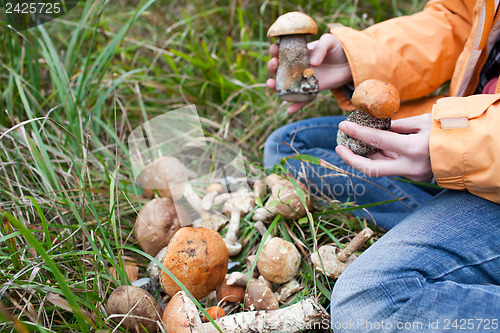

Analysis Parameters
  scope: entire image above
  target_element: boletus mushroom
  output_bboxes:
[244,280,279,311]
[268,12,319,102]
[106,285,162,333]
[216,277,245,303]
[160,227,229,300]
[136,156,187,199]
[134,197,191,257]
[337,79,401,155]
[257,237,301,284]
[253,174,312,221]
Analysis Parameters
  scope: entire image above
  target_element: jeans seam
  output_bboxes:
[426,254,500,282]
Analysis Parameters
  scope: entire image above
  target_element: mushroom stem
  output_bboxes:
[225,208,241,242]
[337,227,374,262]
[226,272,250,287]
[203,297,329,333]
[183,183,211,221]
[276,35,318,103]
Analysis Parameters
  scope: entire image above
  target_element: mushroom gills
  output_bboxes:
[276,35,319,102]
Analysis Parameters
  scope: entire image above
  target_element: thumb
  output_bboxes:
[309,34,339,66]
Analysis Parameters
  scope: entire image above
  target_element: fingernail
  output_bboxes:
[339,121,347,131]
[310,56,318,65]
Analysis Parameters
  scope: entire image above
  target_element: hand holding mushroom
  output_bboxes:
[267,29,352,113]
[336,111,434,182]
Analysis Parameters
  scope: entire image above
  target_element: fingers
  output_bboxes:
[335,145,402,178]
[309,34,338,66]
[267,57,278,75]
[287,103,307,114]
[266,78,276,90]
[391,113,432,133]
[270,43,278,57]
[338,121,412,154]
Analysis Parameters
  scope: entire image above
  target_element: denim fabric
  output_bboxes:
[332,190,500,332]
[263,116,500,332]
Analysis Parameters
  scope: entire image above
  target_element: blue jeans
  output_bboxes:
[263,116,500,332]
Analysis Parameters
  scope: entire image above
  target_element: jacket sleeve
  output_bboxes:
[329,0,475,104]
[430,94,500,203]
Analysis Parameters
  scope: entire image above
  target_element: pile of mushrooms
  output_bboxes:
[108,152,383,332]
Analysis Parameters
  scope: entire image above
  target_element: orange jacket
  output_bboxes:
[330,0,500,204]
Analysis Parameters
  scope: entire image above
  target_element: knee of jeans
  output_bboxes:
[330,261,401,331]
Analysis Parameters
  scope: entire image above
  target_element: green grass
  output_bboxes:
[0,0,425,332]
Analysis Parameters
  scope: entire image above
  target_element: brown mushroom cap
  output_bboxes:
[216,277,245,303]
[160,227,229,300]
[257,237,301,284]
[162,291,203,333]
[351,79,400,118]
[134,197,191,257]
[244,280,279,311]
[266,174,312,220]
[136,156,187,199]
[267,12,318,37]
[106,285,162,333]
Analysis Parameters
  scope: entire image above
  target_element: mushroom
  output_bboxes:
[201,183,224,211]
[275,279,301,303]
[146,245,169,296]
[136,156,187,199]
[267,12,319,102]
[244,280,279,311]
[216,277,245,303]
[110,258,139,283]
[183,182,212,221]
[337,79,401,155]
[163,291,329,333]
[253,174,312,221]
[221,188,255,256]
[134,197,191,257]
[311,227,374,278]
[245,255,260,278]
[106,285,162,333]
[257,237,301,284]
[162,290,204,332]
[160,227,229,300]
[226,271,251,287]
[203,306,225,322]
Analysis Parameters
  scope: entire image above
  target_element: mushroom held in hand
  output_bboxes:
[257,237,301,284]
[160,227,229,300]
[106,285,162,333]
[136,156,187,199]
[268,12,319,102]
[337,79,400,155]
[134,197,191,257]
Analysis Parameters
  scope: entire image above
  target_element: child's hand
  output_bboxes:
[335,113,434,182]
[267,33,353,114]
